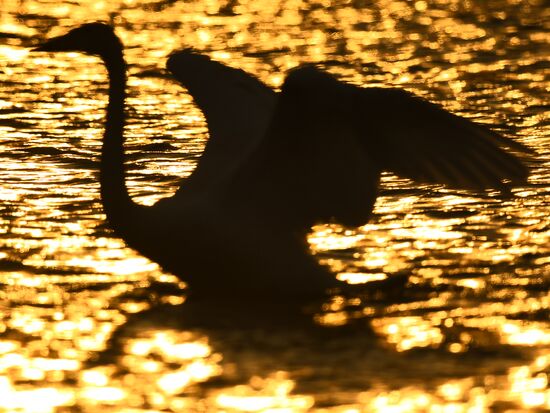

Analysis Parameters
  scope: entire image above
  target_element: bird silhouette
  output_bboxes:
[32,23,534,300]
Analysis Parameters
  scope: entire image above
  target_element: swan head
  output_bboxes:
[32,23,122,60]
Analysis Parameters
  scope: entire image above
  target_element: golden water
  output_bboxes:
[1,0,549,411]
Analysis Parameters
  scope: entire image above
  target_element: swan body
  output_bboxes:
[32,23,533,299]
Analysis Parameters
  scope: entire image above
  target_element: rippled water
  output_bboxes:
[1,0,549,411]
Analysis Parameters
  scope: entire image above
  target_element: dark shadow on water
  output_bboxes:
[83,287,538,405]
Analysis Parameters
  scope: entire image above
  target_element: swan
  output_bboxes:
[32,23,533,300]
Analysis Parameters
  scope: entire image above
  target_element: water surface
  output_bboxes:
[1,0,549,411]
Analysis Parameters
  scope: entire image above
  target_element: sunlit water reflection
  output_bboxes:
[1,0,549,411]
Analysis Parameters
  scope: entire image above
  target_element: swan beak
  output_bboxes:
[31,33,72,52]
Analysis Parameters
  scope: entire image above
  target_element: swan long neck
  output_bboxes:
[100,49,137,234]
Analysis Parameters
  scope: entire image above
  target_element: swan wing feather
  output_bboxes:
[353,86,534,190]
[166,50,277,190]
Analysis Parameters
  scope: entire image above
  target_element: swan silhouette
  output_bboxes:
[32,23,533,299]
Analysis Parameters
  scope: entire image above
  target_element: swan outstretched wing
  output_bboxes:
[166,51,277,190]
[230,66,533,229]
[271,66,534,194]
